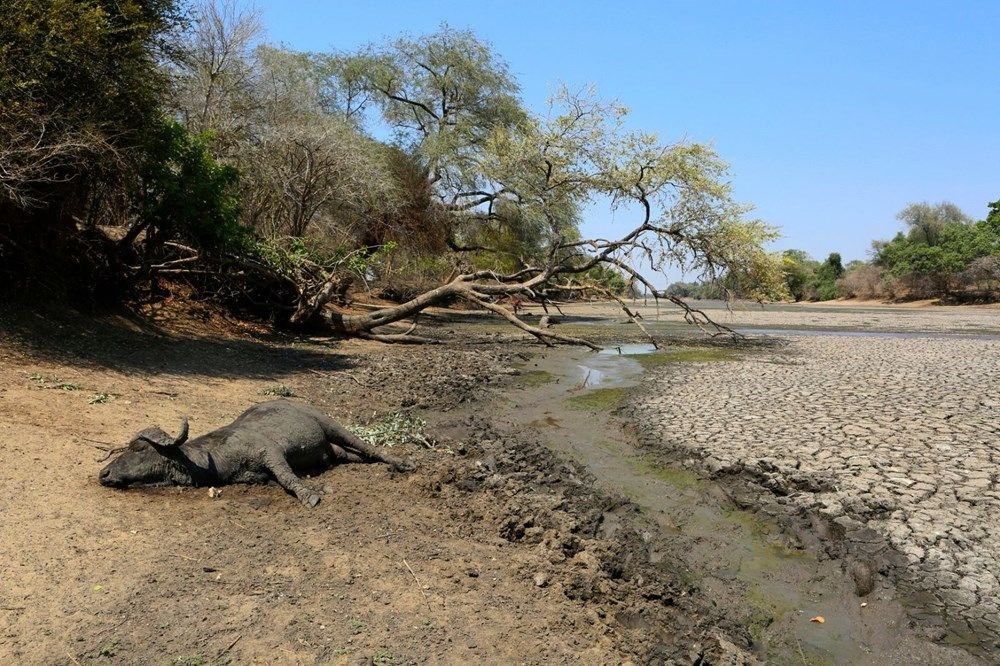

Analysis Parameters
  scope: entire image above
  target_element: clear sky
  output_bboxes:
[254,0,999,265]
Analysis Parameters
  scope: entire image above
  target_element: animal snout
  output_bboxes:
[99,467,117,487]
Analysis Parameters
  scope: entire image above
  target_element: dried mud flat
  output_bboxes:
[624,303,1000,660]
[0,301,996,665]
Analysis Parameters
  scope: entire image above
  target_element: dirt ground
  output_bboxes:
[1,299,994,665]
[0,305,750,665]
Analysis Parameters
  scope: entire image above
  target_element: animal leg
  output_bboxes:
[329,442,364,464]
[319,418,414,471]
[263,450,321,507]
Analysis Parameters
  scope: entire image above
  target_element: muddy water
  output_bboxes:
[505,345,980,665]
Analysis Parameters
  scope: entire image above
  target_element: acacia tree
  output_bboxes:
[153,16,786,342]
[317,85,785,344]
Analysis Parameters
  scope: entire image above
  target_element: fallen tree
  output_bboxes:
[141,88,786,346]
[139,20,786,346]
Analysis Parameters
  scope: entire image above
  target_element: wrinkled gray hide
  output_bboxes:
[99,399,410,506]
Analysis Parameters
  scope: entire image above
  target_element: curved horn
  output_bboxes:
[133,427,175,448]
[174,417,189,446]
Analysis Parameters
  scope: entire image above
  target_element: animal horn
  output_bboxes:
[174,417,189,446]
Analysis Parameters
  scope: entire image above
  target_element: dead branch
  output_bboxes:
[666,296,744,339]
[466,294,600,350]
[402,558,434,612]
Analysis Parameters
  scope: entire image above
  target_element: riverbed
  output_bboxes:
[503,300,999,662]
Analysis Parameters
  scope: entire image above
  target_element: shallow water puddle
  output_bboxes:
[507,343,955,664]
[573,344,655,387]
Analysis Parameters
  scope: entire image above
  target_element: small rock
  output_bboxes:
[533,572,549,587]
[848,560,875,597]
[208,487,221,499]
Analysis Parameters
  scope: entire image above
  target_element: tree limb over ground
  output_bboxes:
[150,19,790,347]
[0,4,789,343]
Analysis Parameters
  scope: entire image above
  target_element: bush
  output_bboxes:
[836,263,886,299]
[138,119,244,254]
[872,200,1000,299]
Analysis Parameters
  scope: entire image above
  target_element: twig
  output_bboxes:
[307,368,371,388]
[402,559,433,611]
[82,437,117,447]
[172,552,199,562]
[67,653,82,666]
[571,370,592,392]
[219,634,242,657]
[795,638,808,665]
[84,439,127,462]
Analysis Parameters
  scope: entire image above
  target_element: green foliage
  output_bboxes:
[0,0,182,207]
[779,250,819,301]
[665,280,727,300]
[353,413,432,448]
[778,250,842,301]
[986,200,1000,231]
[811,253,844,300]
[873,200,1000,296]
[139,119,244,253]
[569,264,632,296]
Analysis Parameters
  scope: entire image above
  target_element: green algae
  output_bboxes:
[565,386,628,411]
[626,346,737,369]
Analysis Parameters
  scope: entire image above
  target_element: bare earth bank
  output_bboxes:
[1,301,995,664]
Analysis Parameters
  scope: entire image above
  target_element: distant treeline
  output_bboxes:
[667,200,1000,303]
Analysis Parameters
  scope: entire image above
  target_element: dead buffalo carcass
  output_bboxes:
[99,399,411,506]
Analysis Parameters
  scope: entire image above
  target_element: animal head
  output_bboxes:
[98,418,190,488]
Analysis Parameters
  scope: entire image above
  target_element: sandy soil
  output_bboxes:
[0,307,748,665]
[1,299,994,665]
[546,299,1000,336]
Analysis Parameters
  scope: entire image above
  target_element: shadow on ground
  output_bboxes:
[0,304,354,379]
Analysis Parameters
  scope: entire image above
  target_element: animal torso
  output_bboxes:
[100,399,406,506]
[186,401,340,482]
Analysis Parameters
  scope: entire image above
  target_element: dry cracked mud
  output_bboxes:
[629,329,1000,656]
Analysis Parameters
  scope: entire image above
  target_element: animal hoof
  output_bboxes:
[305,494,321,508]
[392,459,417,473]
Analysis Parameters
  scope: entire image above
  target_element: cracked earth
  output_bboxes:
[632,325,999,654]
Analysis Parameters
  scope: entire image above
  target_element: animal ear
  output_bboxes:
[131,428,173,449]
[129,417,189,450]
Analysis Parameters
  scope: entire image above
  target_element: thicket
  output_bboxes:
[1,0,790,342]
[670,201,999,303]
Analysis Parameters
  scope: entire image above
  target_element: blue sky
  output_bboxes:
[255,0,999,266]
